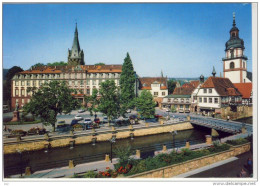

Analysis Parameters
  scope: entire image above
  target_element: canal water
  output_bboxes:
[4,127,230,177]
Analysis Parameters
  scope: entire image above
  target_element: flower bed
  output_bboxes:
[226,138,249,146]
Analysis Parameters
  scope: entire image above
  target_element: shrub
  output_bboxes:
[114,145,133,168]
[226,138,249,146]
[82,170,98,178]
[11,130,27,136]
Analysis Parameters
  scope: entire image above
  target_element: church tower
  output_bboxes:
[222,13,251,83]
[68,23,85,66]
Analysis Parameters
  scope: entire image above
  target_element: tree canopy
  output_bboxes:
[98,80,120,125]
[88,88,100,118]
[47,61,67,66]
[23,81,80,131]
[119,52,136,115]
[3,66,24,106]
[30,63,45,68]
[94,62,105,66]
[135,90,156,119]
[167,79,177,94]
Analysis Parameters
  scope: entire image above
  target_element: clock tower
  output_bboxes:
[222,13,251,83]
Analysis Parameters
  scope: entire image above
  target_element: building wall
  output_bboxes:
[197,88,221,109]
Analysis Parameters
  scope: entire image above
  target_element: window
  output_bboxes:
[80,80,84,85]
[15,81,19,86]
[154,92,158,96]
[33,81,36,86]
[180,105,183,109]
[186,98,189,102]
[69,81,72,86]
[86,89,90,95]
[27,81,30,86]
[185,105,189,109]
[199,98,202,103]
[168,98,171,103]
[162,92,165,96]
[209,98,212,103]
[209,89,212,93]
[214,98,218,103]
[93,80,96,85]
[21,81,25,86]
[21,89,25,96]
[243,62,245,68]
[230,62,235,69]
[203,89,207,93]
[22,99,24,104]
[27,99,30,103]
[15,89,19,96]
[204,98,207,103]
[86,80,90,85]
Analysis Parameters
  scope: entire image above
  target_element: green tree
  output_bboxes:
[88,88,100,119]
[23,81,79,132]
[3,66,24,107]
[30,63,45,68]
[135,90,156,119]
[119,52,136,115]
[94,62,105,66]
[167,79,177,94]
[98,80,120,126]
[47,61,67,66]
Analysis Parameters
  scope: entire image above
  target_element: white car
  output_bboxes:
[103,117,108,123]
[84,118,92,124]
[126,109,131,113]
[78,109,85,113]
[75,114,83,121]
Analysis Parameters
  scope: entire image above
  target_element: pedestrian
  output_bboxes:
[245,158,253,174]
[239,168,248,177]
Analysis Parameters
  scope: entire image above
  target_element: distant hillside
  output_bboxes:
[3,69,9,80]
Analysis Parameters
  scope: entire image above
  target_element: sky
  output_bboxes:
[3,3,252,78]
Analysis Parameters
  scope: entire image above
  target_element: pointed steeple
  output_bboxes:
[232,12,236,27]
[72,22,80,52]
[212,66,216,77]
[161,70,164,78]
[68,23,85,66]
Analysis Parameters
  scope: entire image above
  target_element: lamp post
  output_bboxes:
[169,130,178,152]
[110,136,116,163]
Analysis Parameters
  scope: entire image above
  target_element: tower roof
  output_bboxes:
[225,13,244,51]
[72,23,81,52]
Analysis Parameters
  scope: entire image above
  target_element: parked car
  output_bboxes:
[102,116,108,123]
[145,118,158,123]
[70,119,78,126]
[75,114,83,121]
[154,114,163,119]
[57,124,71,133]
[126,109,131,113]
[78,109,85,113]
[84,118,92,125]
[94,118,100,124]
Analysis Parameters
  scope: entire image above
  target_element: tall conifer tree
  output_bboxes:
[119,52,136,115]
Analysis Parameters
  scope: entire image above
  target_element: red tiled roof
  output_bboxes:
[18,64,122,74]
[190,80,200,88]
[234,83,252,99]
[173,87,195,95]
[201,76,242,96]
[139,77,167,90]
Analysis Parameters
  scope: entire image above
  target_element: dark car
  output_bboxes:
[70,119,78,126]
[57,124,71,133]
[154,114,163,119]
[145,118,158,123]
[94,118,100,124]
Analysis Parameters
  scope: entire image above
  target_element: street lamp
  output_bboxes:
[169,130,178,152]
[109,136,116,163]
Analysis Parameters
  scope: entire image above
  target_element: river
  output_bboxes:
[4,126,230,177]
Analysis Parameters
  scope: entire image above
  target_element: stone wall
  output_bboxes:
[128,143,250,178]
[4,122,193,154]
[221,105,252,120]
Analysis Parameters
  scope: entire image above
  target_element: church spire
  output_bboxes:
[72,22,80,51]
[68,23,85,66]
[232,12,236,27]
[212,66,216,77]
